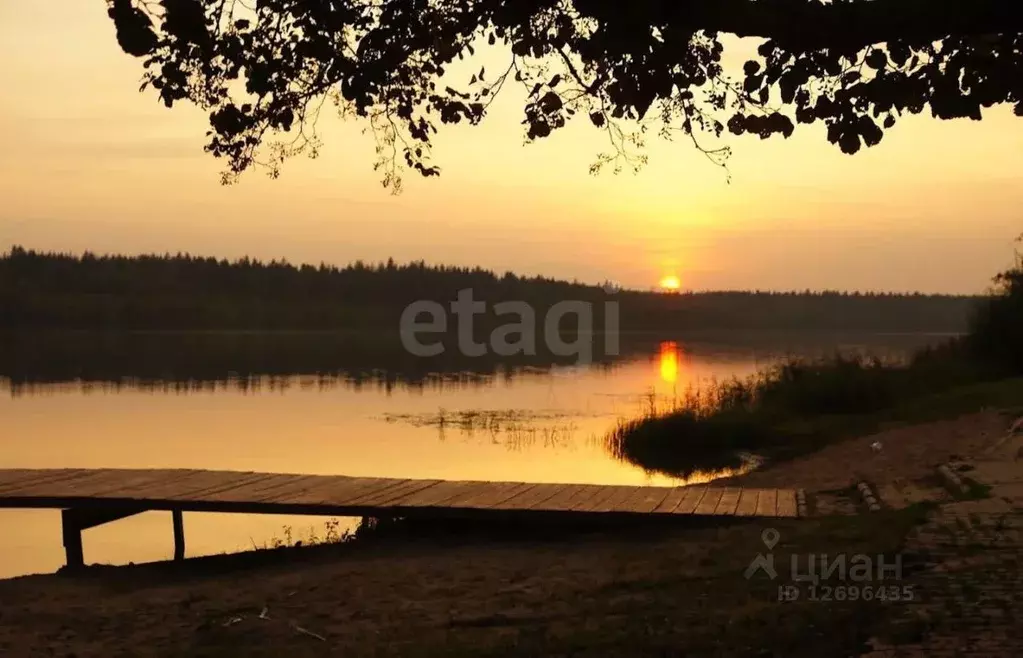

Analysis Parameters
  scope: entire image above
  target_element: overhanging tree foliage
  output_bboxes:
[107,0,1023,190]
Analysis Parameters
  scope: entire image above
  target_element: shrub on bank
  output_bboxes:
[968,253,1023,374]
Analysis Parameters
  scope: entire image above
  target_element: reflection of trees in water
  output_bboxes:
[473,422,584,453]
[1,330,944,399]
[0,331,635,396]
[0,368,568,398]
[381,408,615,452]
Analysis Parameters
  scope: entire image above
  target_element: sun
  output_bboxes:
[659,275,681,292]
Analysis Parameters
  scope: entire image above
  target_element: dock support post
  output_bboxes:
[172,509,185,561]
[61,509,85,571]
[59,507,147,571]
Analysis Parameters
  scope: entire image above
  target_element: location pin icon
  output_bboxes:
[761,528,780,550]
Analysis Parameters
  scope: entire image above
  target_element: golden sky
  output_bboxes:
[1,1,1021,293]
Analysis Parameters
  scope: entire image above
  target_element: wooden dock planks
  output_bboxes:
[491,483,564,510]
[2,469,122,498]
[693,488,724,515]
[533,484,601,512]
[673,486,709,514]
[447,481,535,509]
[0,469,803,521]
[285,477,396,506]
[776,489,799,518]
[0,469,90,495]
[714,488,742,515]
[755,489,778,518]
[616,486,673,514]
[734,489,761,517]
[651,487,690,514]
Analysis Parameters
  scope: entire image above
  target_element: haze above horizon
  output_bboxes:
[1,1,1021,295]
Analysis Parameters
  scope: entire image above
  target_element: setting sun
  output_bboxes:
[659,275,681,292]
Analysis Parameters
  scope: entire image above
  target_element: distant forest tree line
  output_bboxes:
[0,246,982,334]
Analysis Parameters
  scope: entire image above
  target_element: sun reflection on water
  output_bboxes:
[658,340,681,384]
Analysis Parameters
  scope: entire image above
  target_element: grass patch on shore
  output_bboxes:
[608,349,1023,478]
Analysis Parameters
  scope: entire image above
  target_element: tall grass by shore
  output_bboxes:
[609,249,1023,476]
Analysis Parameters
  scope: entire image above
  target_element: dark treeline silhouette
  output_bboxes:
[0,246,982,333]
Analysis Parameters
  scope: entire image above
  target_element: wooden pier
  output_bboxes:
[0,468,801,569]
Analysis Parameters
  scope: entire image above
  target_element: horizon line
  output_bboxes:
[1,243,992,298]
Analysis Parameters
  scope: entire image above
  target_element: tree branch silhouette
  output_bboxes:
[107,0,1023,191]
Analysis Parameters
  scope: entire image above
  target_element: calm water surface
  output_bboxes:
[0,334,940,578]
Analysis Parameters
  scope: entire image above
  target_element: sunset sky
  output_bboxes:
[1,1,1021,293]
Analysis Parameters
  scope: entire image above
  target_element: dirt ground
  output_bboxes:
[716,410,1016,493]
[0,514,897,658]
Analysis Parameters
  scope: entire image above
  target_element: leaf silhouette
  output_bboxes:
[103,0,1023,189]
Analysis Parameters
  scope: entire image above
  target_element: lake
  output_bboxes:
[0,332,948,578]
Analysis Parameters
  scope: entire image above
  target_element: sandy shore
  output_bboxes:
[715,410,1015,492]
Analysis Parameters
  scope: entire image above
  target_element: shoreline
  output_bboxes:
[1,410,1020,655]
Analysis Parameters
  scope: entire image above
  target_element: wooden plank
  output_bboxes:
[0,470,37,492]
[326,478,422,506]
[776,489,798,518]
[67,469,191,499]
[562,485,616,512]
[101,470,217,501]
[98,470,212,498]
[111,470,245,502]
[160,472,270,502]
[517,483,576,510]
[0,469,84,495]
[525,483,579,510]
[279,477,397,506]
[615,486,673,514]
[492,483,564,510]
[207,473,345,503]
[591,486,646,513]
[4,469,121,498]
[345,479,432,506]
[57,469,164,497]
[672,486,709,515]
[246,474,331,503]
[0,469,97,496]
[756,489,778,517]
[201,473,318,503]
[451,482,536,509]
[713,488,742,516]
[536,484,604,511]
[235,473,320,499]
[89,469,203,498]
[570,485,630,513]
[56,469,137,497]
[394,480,489,508]
[429,482,510,509]
[354,479,444,507]
[735,489,760,517]
[651,487,689,514]
[693,488,724,515]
